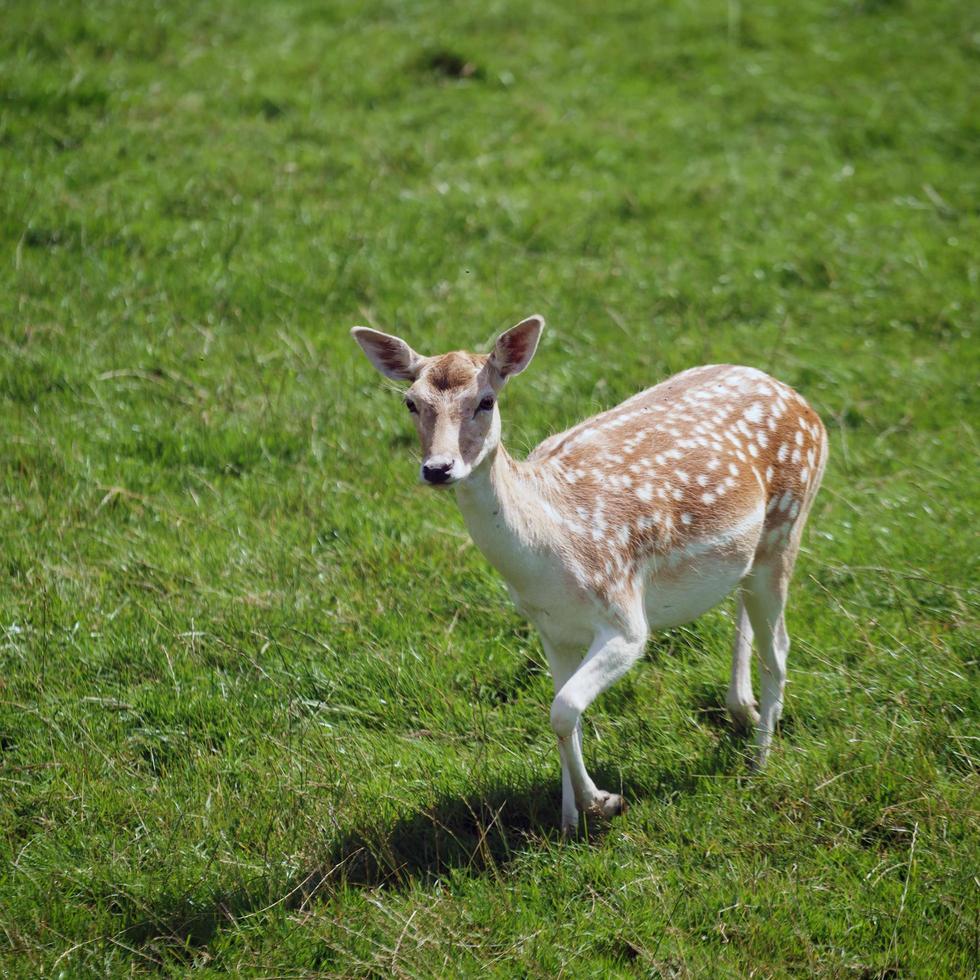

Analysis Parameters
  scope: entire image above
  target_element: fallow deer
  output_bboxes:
[352,315,827,834]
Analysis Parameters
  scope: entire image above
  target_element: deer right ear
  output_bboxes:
[350,327,424,381]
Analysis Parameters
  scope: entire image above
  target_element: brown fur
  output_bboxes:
[512,363,827,604]
[422,351,487,392]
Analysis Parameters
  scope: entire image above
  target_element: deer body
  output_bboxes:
[353,317,827,834]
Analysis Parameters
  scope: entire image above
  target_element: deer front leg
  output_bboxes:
[539,636,583,832]
[549,625,646,834]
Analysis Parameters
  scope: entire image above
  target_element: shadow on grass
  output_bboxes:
[298,777,564,895]
[120,727,759,955]
[118,775,564,954]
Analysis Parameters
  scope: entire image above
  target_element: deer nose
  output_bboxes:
[422,460,453,484]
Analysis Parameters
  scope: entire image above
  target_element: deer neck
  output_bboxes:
[454,443,547,590]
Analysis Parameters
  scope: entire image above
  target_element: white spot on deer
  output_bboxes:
[778,491,793,512]
[681,513,693,525]
[800,466,810,483]
[697,473,710,486]
[728,462,739,476]
[541,501,562,522]
[777,443,789,462]
[675,469,690,483]
[795,430,804,447]
[707,458,720,471]
[790,500,801,520]
[636,483,653,502]
[744,403,763,424]
[791,447,801,464]
[702,492,717,505]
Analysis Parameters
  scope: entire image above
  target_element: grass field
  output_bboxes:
[2,0,978,974]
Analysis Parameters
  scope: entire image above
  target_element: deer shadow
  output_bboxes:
[118,709,763,954]
[117,774,565,954]
[297,775,565,897]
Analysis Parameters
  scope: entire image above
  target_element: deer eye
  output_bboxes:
[477,395,495,413]
[405,398,419,414]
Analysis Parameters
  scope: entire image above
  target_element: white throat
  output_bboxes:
[454,446,546,592]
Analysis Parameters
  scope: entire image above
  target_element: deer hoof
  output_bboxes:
[587,791,626,821]
[726,698,760,733]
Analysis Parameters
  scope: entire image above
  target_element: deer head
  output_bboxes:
[351,315,544,486]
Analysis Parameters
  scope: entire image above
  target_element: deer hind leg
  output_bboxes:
[741,556,793,768]
[549,623,646,834]
[746,434,826,767]
[726,593,760,732]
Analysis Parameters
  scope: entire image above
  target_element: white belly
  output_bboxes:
[643,557,750,630]
[641,510,762,629]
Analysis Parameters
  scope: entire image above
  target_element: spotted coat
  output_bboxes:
[492,363,827,608]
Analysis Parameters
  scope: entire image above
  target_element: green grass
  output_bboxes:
[1,0,978,974]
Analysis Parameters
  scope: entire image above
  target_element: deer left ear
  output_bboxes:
[489,315,545,378]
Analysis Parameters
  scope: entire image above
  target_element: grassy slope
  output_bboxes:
[1,0,978,974]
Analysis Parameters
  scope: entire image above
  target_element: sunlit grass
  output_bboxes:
[1,0,977,974]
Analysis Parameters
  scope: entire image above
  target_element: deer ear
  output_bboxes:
[489,315,545,378]
[350,327,424,381]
